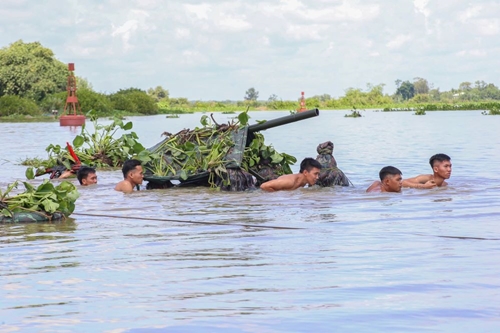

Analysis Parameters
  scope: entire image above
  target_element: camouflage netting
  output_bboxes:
[315,141,352,187]
[214,169,256,191]
[0,211,65,223]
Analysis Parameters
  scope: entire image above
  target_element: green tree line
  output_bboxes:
[2,40,500,119]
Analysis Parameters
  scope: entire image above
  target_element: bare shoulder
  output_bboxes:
[260,174,299,192]
[366,181,382,193]
[115,180,133,193]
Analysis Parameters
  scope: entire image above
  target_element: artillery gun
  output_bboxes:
[143,109,319,190]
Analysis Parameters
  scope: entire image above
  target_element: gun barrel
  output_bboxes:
[247,109,319,134]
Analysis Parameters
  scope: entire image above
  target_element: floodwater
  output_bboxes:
[1,110,500,333]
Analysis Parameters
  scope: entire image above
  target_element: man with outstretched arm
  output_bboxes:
[402,153,452,189]
[260,158,322,192]
[366,166,403,193]
[115,159,144,193]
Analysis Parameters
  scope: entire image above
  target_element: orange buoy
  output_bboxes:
[59,114,86,126]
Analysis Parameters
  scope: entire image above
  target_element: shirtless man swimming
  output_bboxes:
[260,158,322,192]
[115,159,144,193]
[366,166,403,193]
[402,153,452,189]
[77,166,97,186]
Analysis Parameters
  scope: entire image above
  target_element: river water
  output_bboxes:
[1,110,499,332]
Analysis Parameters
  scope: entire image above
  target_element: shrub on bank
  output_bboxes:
[77,88,114,116]
[0,95,40,116]
[39,92,66,114]
[110,88,158,115]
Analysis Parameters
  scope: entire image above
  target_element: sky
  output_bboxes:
[1,0,499,101]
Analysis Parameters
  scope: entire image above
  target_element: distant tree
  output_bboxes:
[147,85,169,102]
[475,80,487,90]
[244,87,259,101]
[458,82,472,91]
[268,94,278,102]
[367,83,385,95]
[0,40,67,101]
[395,79,402,89]
[77,77,93,91]
[313,94,332,102]
[396,81,415,100]
[413,77,429,95]
[482,83,500,99]
[429,88,441,101]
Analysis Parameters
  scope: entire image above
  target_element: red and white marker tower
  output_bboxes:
[59,63,85,126]
[298,91,307,112]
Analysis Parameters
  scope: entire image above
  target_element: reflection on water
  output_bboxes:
[1,111,500,332]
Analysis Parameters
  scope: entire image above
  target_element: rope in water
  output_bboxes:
[72,212,304,230]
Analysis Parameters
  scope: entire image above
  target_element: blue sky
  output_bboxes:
[1,0,499,100]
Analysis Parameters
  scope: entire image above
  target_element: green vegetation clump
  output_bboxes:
[77,89,114,116]
[481,108,500,115]
[0,40,67,101]
[345,109,362,118]
[1,180,79,218]
[0,95,40,116]
[39,92,66,114]
[24,111,146,179]
[110,88,158,115]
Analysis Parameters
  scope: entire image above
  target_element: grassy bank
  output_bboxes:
[0,114,59,123]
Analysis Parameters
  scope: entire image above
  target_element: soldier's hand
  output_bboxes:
[424,180,437,188]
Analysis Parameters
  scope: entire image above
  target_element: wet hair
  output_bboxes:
[379,166,402,181]
[299,158,322,173]
[122,159,142,178]
[429,153,451,168]
[76,166,96,185]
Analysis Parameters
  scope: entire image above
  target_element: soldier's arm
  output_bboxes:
[402,175,436,189]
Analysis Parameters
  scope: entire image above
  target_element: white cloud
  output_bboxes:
[458,5,482,23]
[180,49,208,65]
[386,34,412,50]
[286,24,324,41]
[111,20,139,50]
[270,0,379,22]
[475,19,500,35]
[175,28,191,39]
[217,13,251,32]
[414,0,430,17]
[456,49,487,57]
[184,4,211,20]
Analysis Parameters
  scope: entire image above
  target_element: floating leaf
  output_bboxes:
[26,167,35,180]
[237,111,249,126]
[123,121,133,130]
[73,135,84,148]
[1,208,12,217]
[41,199,59,214]
[200,115,209,127]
